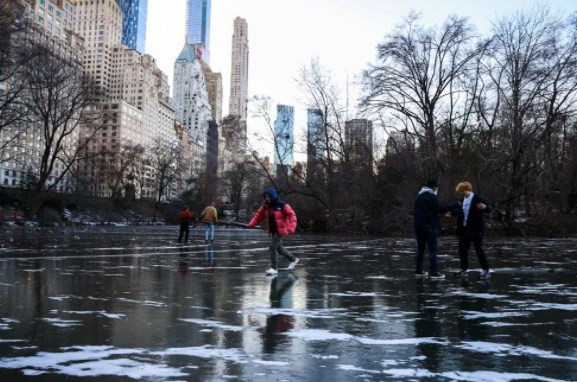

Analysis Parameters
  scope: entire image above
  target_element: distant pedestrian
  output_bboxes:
[178,206,193,243]
[248,188,299,275]
[449,182,492,278]
[413,180,458,279]
[200,201,218,244]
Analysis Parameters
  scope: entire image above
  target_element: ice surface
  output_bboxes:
[1,228,576,381]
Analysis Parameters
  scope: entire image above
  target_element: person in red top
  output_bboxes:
[248,188,299,275]
[178,206,193,243]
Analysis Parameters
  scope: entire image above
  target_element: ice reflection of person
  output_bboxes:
[262,273,298,354]
[204,245,215,266]
[448,182,492,279]
[178,246,189,277]
[413,279,443,373]
[413,180,458,279]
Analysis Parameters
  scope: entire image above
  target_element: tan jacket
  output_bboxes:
[200,206,218,223]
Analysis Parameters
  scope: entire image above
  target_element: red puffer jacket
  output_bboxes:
[248,202,297,237]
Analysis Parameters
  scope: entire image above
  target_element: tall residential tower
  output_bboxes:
[229,17,249,122]
[274,105,294,174]
[186,0,211,64]
[116,0,148,53]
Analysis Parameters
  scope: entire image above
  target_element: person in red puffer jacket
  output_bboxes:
[177,206,194,243]
[248,188,299,275]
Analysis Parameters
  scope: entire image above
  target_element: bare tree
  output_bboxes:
[103,144,145,198]
[149,136,181,206]
[362,13,481,178]
[221,156,259,217]
[476,6,576,224]
[0,2,37,161]
[20,46,101,213]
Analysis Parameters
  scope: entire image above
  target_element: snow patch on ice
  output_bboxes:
[457,341,577,361]
[252,359,290,366]
[382,368,436,378]
[337,365,381,373]
[250,307,338,318]
[178,318,243,332]
[311,354,340,360]
[450,292,508,299]
[153,346,248,363]
[441,370,568,382]
[331,292,379,297]
[357,337,446,346]
[285,329,354,342]
[40,318,83,328]
[0,346,185,379]
[58,311,125,319]
[286,329,446,347]
[117,298,166,307]
[461,311,531,320]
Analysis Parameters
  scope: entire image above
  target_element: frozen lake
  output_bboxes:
[0,226,576,381]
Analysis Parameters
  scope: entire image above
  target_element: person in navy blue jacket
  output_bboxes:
[413,180,458,279]
[450,182,492,278]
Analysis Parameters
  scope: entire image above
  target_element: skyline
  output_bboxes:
[145,0,577,159]
[147,0,576,112]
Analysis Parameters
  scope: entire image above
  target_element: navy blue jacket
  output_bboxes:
[454,193,491,235]
[413,189,457,231]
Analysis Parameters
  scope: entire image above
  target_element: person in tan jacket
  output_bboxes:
[200,201,218,244]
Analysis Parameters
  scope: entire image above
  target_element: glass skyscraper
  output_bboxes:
[116,0,148,53]
[307,108,325,178]
[274,105,295,171]
[186,0,211,64]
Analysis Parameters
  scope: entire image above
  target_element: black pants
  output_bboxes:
[178,222,189,242]
[415,225,439,274]
[458,233,489,271]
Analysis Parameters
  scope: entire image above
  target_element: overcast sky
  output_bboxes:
[146,0,576,159]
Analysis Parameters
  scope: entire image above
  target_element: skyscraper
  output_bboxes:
[274,105,295,173]
[186,0,211,64]
[307,108,325,180]
[116,0,148,53]
[229,17,249,121]
[173,44,212,146]
[345,119,374,166]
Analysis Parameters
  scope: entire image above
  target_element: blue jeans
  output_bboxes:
[204,223,215,241]
[415,225,438,274]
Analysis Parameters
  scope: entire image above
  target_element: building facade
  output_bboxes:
[273,105,294,172]
[203,64,223,125]
[116,0,148,53]
[345,119,373,166]
[185,0,210,64]
[229,17,249,121]
[73,0,176,199]
[173,44,211,148]
[71,0,123,102]
[306,108,325,181]
[0,0,84,192]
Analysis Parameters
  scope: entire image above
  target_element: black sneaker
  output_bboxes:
[415,271,428,278]
[429,273,446,280]
[455,270,469,277]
